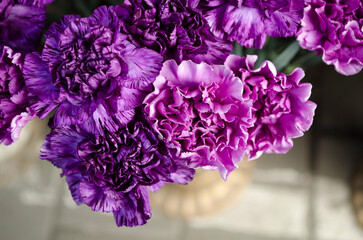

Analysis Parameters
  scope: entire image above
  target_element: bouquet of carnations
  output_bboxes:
[0,0,361,227]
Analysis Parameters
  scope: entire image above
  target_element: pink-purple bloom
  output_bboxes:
[40,110,195,227]
[225,55,317,159]
[0,0,53,53]
[144,60,253,179]
[200,0,304,48]
[0,46,36,145]
[297,0,363,75]
[119,0,233,64]
[33,5,163,131]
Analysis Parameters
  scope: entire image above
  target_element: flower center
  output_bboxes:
[258,90,291,124]
[58,26,121,102]
[77,129,157,192]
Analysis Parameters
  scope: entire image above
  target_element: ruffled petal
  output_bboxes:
[23,52,58,118]
[17,0,54,7]
[0,4,46,53]
[113,186,151,227]
[120,47,163,88]
[264,0,304,37]
[79,180,124,212]
[65,174,84,205]
[40,126,85,169]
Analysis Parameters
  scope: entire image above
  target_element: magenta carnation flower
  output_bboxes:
[297,0,363,75]
[40,110,194,227]
[0,46,36,145]
[144,60,253,179]
[225,54,317,159]
[29,6,163,131]
[0,0,53,53]
[118,0,233,64]
[200,0,304,48]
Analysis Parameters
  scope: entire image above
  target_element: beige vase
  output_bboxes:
[352,161,363,228]
[150,157,255,220]
[0,118,47,188]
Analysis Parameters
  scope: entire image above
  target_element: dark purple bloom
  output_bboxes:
[297,0,363,75]
[0,46,35,145]
[144,60,253,179]
[200,0,304,48]
[0,44,57,145]
[225,54,317,159]
[40,110,195,227]
[0,0,53,53]
[118,0,233,64]
[32,6,163,131]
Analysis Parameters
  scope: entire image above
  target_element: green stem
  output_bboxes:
[273,41,301,71]
[232,42,244,57]
[292,51,323,68]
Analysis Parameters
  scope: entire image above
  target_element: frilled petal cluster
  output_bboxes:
[225,55,317,159]
[118,0,233,64]
[40,111,195,227]
[0,0,53,53]
[144,60,252,179]
[0,46,36,145]
[200,0,304,48]
[31,6,163,131]
[297,0,363,75]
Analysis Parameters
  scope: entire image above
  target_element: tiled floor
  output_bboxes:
[1,66,363,240]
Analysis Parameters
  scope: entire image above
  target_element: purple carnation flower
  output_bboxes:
[0,46,36,145]
[200,0,304,48]
[28,6,163,131]
[297,0,363,75]
[118,0,233,64]
[225,54,317,159]
[0,0,53,53]
[40,110,195,227]
[144,60,253,179]
[0,44,57,145]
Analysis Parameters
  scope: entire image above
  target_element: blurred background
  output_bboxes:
[1,1,363,240]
